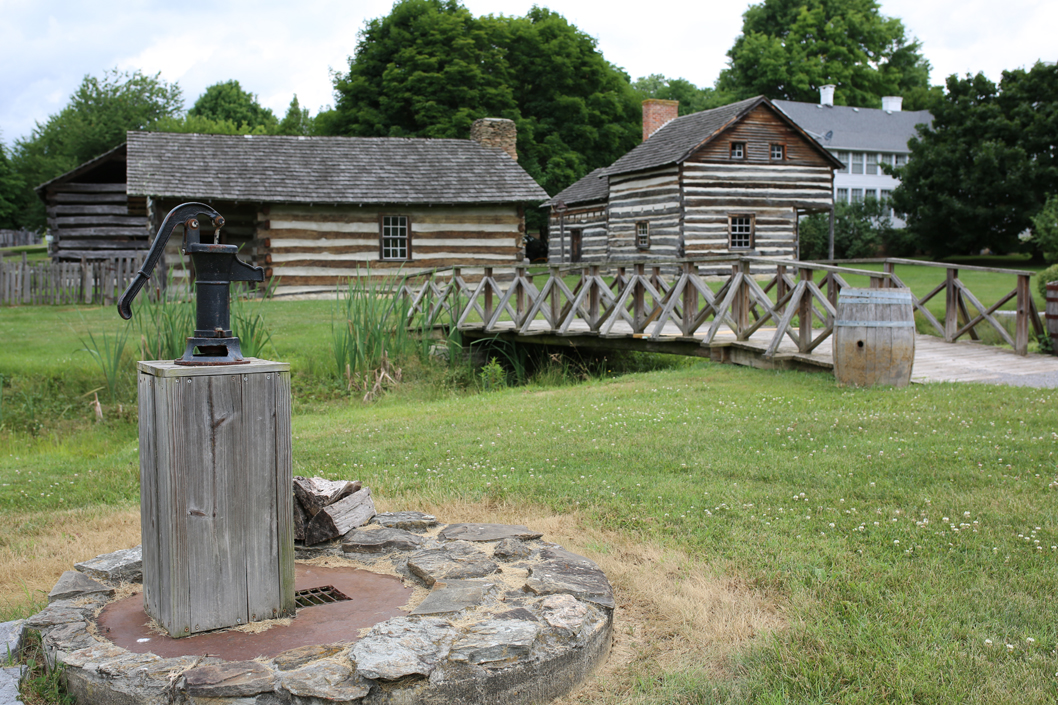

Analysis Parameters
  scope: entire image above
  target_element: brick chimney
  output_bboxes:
[819,84,835,106]
[642,99,679,141]
[470,118,517,160]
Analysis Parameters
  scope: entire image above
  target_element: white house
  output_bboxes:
[774,85,932,226]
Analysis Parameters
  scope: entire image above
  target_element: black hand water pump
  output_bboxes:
[118,202,264,365]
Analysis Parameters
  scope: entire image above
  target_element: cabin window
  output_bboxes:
[836,188,848,203]
[770,144,785,160]
[728,215,754,250]
[636,221,650,249]
[730,142,745,159]
[381,215,410,260]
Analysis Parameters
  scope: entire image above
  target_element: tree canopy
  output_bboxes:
[0,141,24,229]
[8,69,183,229]
[329,0,641,197]
[890,62,1058,258]
[188,80,277,132]
[717,0,934,109]
[631,75,723,116]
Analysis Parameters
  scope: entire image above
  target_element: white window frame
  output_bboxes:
[851,153,864,174]
[770,144,785,160]
[866,153,879,175]
[730,142,745,159]
[836,188,848,203]
[851,189,864,203]
[381,215,410,261]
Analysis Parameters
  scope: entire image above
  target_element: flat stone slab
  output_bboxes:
[449,619,541,665]
[524,547,615,609]
[74,546,142,583]
[272,644,344,671]
[373,511,438,531]
[47,571,114,603]
[342,526,425,553]
[352,617,456,680]
[0,666,25,705]
[281,660,369,701]
[184,661,275,698]
[410,580,495,615]
[440,523,543,542]
[407,542,499,587]
[541,594,591,633]
[495,537,532,560]
[0,621,23,661]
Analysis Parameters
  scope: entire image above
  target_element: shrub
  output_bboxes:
[800,198,902,260]
[1037,263,1058,299]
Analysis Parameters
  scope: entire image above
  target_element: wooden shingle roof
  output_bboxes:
[126,131,548,205]
[605,95,843,176]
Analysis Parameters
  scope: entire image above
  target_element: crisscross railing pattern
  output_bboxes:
[394,255,1041,357]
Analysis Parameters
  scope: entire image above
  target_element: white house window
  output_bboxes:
[865,189,877,200]
[729,215,754,249]
[851,153,864,174]
[841,152,851,173]
[894,154,907,168]
[882,154,895,168]
[836,188,848,202]
[381,215,409,260]
[851,188,863,203]
[866,153,878,175]
[770,144,785,160]
[881,189,894,217]
[730,142,745,159]
[636,221,650,249]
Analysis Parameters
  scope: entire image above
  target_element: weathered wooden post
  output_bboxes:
[119,203,295,637]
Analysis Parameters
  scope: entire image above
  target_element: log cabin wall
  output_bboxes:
[547,202,607,264]
[606,165,682,262]
[683,104,833,259]
[259,204,526,290]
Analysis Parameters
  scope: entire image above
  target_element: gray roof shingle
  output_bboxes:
[542,167,608,208]
[126,131,548,205]
[772,100,932,153]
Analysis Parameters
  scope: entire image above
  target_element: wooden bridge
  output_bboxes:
[393,256,1058,386]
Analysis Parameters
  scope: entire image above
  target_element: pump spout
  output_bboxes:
[117,202,223,320]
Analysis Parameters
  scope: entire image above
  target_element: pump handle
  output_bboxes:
[117,203,224,320]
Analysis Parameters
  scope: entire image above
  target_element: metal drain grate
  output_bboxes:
[294,585,351,608]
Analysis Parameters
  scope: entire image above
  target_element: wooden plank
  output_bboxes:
[49,204,131,216]
[156,374,187,635]
[243,371,278,622]
[48,182,126,193]
[274,370,296,617]
[51,192,128,204]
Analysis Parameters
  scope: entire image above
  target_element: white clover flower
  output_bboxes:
[984,639,992,646]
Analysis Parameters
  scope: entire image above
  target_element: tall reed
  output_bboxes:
[331,268,416,381]
[133,266,193,361]
[231,279,277,359]
[77,317,132,404]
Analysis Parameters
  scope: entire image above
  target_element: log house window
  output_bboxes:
[381,215,410,260]
[636,221,650,249]
[730,142,745,159]
[770,144,785,160]
[728,215,754,250]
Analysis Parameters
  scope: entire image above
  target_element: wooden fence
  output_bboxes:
[0,229,43,248]
[0,253,146,306]
[395,255,1044,356]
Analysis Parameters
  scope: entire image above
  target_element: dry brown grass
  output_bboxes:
[0,506,140,616]
[2,497,785,701]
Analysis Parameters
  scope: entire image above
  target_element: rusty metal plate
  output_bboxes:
[96,565,413,661]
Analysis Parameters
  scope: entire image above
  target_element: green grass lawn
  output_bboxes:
[1,325,1056,702]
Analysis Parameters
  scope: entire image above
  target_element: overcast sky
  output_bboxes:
[2,0,1055,148]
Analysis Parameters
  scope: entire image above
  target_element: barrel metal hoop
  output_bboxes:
[838,294,913,303]
[835,320,916,328]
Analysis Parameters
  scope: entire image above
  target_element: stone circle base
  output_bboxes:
[22,514,614,704]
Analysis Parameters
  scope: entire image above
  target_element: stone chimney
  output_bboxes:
[882,96,903,112]
[470,118,517,161]
[642,99,679,142]
[819,84,835,107]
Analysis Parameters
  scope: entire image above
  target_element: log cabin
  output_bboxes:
[545,96,843,265]
[39,119,547,294]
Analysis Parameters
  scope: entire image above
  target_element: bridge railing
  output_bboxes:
[393,255,1040,356]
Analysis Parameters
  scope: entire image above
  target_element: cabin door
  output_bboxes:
[570,229,582,263]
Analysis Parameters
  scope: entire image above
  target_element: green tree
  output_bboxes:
[188,80,277,132]
[799,197,903,260]
[329,0,640,197]
[0,139,25,229]
[153,114,272,136]
[890,62,1058,258]
[717,0,933,109]
[276,95,314,136]
[1030,194,1058,264]
[11,69,183,228]
[631,74,725,115]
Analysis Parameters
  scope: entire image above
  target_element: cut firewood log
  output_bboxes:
[303,487,376,546]
[293,496,309,542]
[293,476,362,517]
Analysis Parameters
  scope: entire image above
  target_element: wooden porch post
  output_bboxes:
[1015,273,1030,356]
[799,265,814,352]
[945,267,958,342]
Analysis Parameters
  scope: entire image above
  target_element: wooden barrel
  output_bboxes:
[1046,282,1058,356]
[834,288,915,387]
